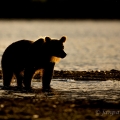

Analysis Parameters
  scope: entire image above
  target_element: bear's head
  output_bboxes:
[45,36,67,62]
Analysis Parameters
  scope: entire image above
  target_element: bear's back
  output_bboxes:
[2,40,33,57]
[1,40,33,67]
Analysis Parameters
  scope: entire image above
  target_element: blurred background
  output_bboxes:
[0,0,120,19]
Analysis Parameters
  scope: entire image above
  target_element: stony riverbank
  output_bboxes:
[0,69,120,81]
[0,69,120,119]
[0,92,120,120]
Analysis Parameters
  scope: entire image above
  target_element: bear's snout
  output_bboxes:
[61,52,67,58]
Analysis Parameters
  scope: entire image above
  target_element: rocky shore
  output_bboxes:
[0,69,120,119]
[0,97,120,120]
[1,69,120,80]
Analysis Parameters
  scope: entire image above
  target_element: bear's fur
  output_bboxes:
[1,36,67,90]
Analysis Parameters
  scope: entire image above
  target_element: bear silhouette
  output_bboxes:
[1,36,67,91]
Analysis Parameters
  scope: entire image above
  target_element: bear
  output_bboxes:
[1,36,67,91]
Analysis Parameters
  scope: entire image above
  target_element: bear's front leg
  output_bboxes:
[24,68,35,90]
[42,62,55,91]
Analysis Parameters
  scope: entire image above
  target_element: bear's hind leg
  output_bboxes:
[14,71,24,89]
[2,69,13,89]
[24,68,35,90]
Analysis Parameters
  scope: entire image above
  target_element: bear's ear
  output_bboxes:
[60,36,67,43]
[45,37,51,42]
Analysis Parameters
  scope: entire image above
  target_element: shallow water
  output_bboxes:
[0,79,120,102]
[0,20,120,105]
[51,79,120,101]
[0,20,120,71]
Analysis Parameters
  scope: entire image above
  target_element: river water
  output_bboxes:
[0,19,120,71]
[0,20,120,101]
